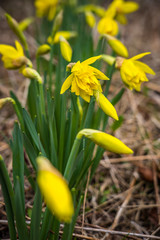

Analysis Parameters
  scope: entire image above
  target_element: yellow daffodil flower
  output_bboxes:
[115,52,155,91]
[77,4,105,17]
[0,41,32,70]
[35,0,58,21]
[60,36,72,62]
[60,55,118,120]
[77,128,133,154]
[105,0,139,24]
[37,156,74,223]
[48,31,77,44]
[97,17,118,36]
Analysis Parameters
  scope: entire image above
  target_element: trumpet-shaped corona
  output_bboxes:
[60,56,118,120]
[77,129,133,154]
[97,17,118,36]
[0,41,32,70]
[37,157,74,223]
[35,0,58,21]
[116,53,155,91]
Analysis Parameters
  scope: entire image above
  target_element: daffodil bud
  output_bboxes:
[5,13,28,50]
[36,44,51,57]
[103,34,128,58]
[60,36,72,62]
[37,156,74,223]
[22,67,42,84]
[94,91,118,121]
[51,10,63,39]
[85,11,96,28]
[101,54,116,65]
[0,97,15,109]
[77,129,133,154]
[18,17,34,31]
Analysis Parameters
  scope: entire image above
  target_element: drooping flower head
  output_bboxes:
[37,156,74,223]
[35,0,58,21]
[61,55,108,102]
[116,52,155,91]
[61,56,119,120]
[0,41,32,70]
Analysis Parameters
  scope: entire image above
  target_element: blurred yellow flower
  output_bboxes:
[116,52,155,91]
[77,128,133,154]
[0,41,32,70]
[105,0,139,24]
[97,17,118,36]
[36,44,51,56]
[60,56,118,120]
[48,31,77,44]
[37,156,74,223]
[35,0,58,21]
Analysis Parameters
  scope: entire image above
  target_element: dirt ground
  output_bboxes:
[0,0,160,239]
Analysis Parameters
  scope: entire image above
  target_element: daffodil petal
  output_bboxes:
[15,40,24,56]
[122,2,139,14]
[82,55,102,65]
[89,66,109,80]
[60,74,73,94]
[130,52,151,61]
[134,61,155,75]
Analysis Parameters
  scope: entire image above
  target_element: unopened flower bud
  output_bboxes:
[36,44,51,57]
[22,67,42,84]
[0,97,15,109]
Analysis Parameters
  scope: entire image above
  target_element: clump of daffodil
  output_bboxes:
[115,52,155,91]
[0,97,15,109]
[105,0,139,24]
[60,55,118,120]
[34,0,58,21]
[0,41,32,70]
[47,31,77,45]
[77,128,133,154]
[97,17,118,36]
[37,156,74,223]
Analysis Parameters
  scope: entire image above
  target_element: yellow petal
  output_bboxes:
[85,11,96,28]
[122,2,139,14]
[37,157,74,223]
[60,36,72,62]
[15,40,24,56]
[116,13,127,25]
[78,129,133,154]
[134,61,155,75]
[0,45,18,58]
[88,66,109,80]
[60,74,73,94]
[81,55,102,65]
[79,90,90,102]
[48,5,57,21]
[104,35,128,58]
[18,17,34,31]
[94,91,118,120]
[130,52,151,61]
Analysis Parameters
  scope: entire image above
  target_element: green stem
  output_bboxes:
[49,45,54,93]
[64,136,82,181]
